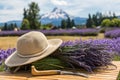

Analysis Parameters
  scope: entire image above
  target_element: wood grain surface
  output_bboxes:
[0,61,119,80]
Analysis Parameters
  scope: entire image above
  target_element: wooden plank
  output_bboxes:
[0,61,120,80]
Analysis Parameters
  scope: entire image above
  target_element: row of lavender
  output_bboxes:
[1,28,120,38]
[105,29,120,38]
[0,29,98,36]
[42,29,98,36]
[62,38,120,55]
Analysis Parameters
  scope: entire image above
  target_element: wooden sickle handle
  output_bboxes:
[31,66,60,76]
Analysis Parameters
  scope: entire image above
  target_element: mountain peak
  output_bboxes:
[41,7,69,19]
[52,7,63,13]
[40,7,87,26]
[52,7,59,11]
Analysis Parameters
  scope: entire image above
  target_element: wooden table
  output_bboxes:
[0,61,120,80]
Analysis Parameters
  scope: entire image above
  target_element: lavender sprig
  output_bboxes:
[52,40,116,72]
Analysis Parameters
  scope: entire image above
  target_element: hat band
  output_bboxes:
[17,45,50,58]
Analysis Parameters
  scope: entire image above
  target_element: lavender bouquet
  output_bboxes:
[51,40,116,72]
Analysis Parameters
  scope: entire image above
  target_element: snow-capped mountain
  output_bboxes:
[41,7,69,19]
[41,7,70,26]
[41,7,86,26]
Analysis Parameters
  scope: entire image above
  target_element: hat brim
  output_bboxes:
[5,39,62,67]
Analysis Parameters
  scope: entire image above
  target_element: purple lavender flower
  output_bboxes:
[105,29,120,38]
[61,38,120,56]
[0,48,16,64]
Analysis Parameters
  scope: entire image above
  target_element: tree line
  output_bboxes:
[86,12,117,28]
[101,18,120,27]
[1,23,18,31]
[61,17,75,29]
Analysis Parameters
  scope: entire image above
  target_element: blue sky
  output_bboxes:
[0,0,120,22]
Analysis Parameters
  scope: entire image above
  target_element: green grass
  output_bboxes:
[113,56,120,61]
[117,72,120,80]
[0,63,5,71]
[113,56,120,80]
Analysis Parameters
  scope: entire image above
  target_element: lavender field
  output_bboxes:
[0,28,99,36]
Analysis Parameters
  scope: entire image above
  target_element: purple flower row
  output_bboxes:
[62,38,120,55]
[0,29,99,36]
[41,29,99,36]
[105,29,120,38]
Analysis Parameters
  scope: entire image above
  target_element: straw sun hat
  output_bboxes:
[5,31,62,67]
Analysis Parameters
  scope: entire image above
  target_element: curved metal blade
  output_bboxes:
[60,71,88,78]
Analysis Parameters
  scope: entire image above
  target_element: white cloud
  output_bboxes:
[63,0,120,17]
[0,0,49,22]
[0,0,28,22]
[51,0,68,6]
[1,0,120,22]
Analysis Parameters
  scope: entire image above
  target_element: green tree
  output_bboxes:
[28,2,40,29]
[71,19,75,27]
[97,12,103,25]
[14,23,17,28]
[101,19,111,27]
[22,2,41,29]
[92,14,97,26]
[2,23,8,30]
[113,12,117,18]
[86,12,117,28]
[8,23,15,30]
[86,14,94,28]
[111,18,120,27]
[23,8,28,19]
[101,18,120,27]
[66,17,72,28]
[61,19,67,29]
[21,19,30,30]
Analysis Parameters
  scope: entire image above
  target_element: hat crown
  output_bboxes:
[17,31,48,56]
